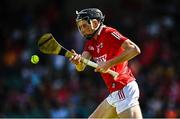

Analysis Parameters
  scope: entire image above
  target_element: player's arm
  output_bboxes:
[107,39,141,67]
[70,50,92,71]
[95,39,140,73]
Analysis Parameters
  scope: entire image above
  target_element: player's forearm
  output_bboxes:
[108,46,140,67]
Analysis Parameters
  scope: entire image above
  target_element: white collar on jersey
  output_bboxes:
[97,25,106,36]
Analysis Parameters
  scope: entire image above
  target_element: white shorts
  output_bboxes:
[106,81,140,114]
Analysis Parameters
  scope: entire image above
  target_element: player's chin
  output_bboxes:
[84,34,91,38]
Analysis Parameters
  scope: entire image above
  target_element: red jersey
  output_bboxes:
[84,25,135,93]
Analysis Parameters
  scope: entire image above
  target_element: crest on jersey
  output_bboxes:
[96,43,103,53]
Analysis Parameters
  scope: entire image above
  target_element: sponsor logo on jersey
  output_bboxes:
[93,54,107,63]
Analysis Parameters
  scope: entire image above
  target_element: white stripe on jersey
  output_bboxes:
[111,32,121,40]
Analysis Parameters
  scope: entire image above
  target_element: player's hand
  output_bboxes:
[94,61,111,73]
[69,49,82,65]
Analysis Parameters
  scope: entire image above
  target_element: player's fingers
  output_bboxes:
[73,54,79,60]
[94,66,100,72]
[71,49,76,54]
[70,49,77,59]
[74,55,77,60]
[71,49,80,61]
[74,54,81,63]
[94,69,103,72]
[69,55,77,63]
[95,67,106,73]
[69,54,81,64]
[77,54,81,63]
[100,68,105,72]
[69,56,73,61]
[69,57,77,64]
[70,55,77,62]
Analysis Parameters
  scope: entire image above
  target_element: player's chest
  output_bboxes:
[90,40,107,55]
[89,40,111,63]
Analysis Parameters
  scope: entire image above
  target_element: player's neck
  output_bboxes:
[93,33,98,40]
[92,28,100,40]
[92,25,105,40]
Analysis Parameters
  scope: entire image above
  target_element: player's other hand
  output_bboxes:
[95,61,110,73]
[69,49,82,65]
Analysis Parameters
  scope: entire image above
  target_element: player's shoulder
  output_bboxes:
[103,26,118,33]
[102,26,121,38]
[103,26,127,41]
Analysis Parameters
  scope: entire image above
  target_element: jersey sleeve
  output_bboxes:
[107,29,128,49]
